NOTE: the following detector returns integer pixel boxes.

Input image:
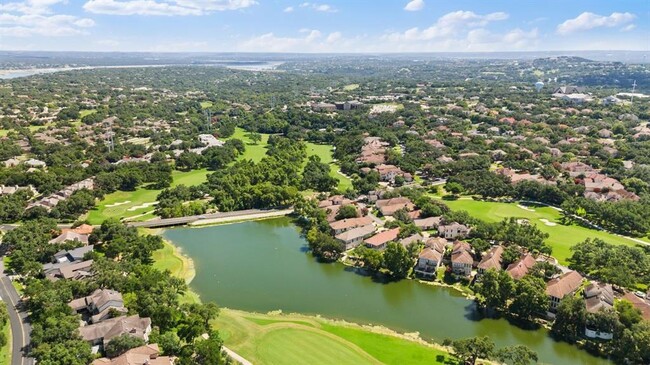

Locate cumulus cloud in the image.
[0,0,95,37]
[556,12,635,34]
[298,2,336,13]
[238,29,351,52]
[384,10,509,42]
[404,0,424,12]
[83,0,257,16]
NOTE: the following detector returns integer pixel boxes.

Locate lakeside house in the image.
[506,253,536,280]
[477,245,504,274]
[364,228,400,250]
[399,233,424,247]
[451,241,474,276]
[438,222,469,240]
[546,271,584,311]
[69,288,128,324]
[329,216,374,235]
[335,224,375,250]
[584,282,615,340]
[92,344,175,365]
[414,237,448,278]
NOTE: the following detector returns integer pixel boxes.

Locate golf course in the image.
[442,198,649,264]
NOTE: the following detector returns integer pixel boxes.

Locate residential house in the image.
[365,228,400,250]
[24,158,46,168]
[438,222,469,239]
[335,224,376,250]
[49,231,89,245]
[52,245,93,264]
[92,344,175,365]
[79,315,151,348]
[44,259,94,281]
[69,288,128,324]
[546,271,584,311]
[477,245,504,274]
[506,253,536,280]
[399,233,424,247]
[621,292,650,322]
[413,216,441,231]
[451,241,474,276]
[415,247,443,279]
[584,282,615,340]
[375,197,415,217]
[553,86,585,94]
[329,216,373,235]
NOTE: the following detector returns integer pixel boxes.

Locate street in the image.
[0,266,33,365]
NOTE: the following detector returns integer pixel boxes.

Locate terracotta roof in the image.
[365,228,400,247]
[425,237,448,252]
[506,253,536,280]
[414,216,441,229]
[452,250,474,265]
[335,224,375,242]
[49,231,89,245]
[376,197,412,208]
[621,292,650,321]
[419,247,442,262]
[92,344,175,365]
[478,245,504,271]
[546,271,584,299]
[329,216,373,231]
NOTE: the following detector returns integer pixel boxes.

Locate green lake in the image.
[163,218,611,365]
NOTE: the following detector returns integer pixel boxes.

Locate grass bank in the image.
[441,198,645,264]
[0,321,10,365]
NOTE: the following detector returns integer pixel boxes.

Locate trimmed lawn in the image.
[200,101,213,108]
[442,199,645,264]
[87,169,210,224]
[343,84,360,91]
[0,321,9,365]
[152,240,190,280]
[305,142,352,191]
[212,309,454,365]
[227,127,270,163]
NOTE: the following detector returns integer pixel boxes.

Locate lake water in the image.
[163,218,611,365]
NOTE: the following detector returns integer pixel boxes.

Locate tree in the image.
[501,246,521,267]
[509,276,549,321]
[302,155,338,192]
[31,340,94,365]
[473,269,515,312]
[615,300,642,328]
[335,205,358,220]
[383,242,412,279]
[306,227,345,261]
[551,296,586,343]
[247,132,262,145]
[191,330,228,365]
[496,345,539,365]
[105,334,146,357]
[611,321,650,365]
[451,336,495,365]
[445,182,463,195]
[354,246,383,273]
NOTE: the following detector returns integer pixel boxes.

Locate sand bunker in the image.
[517,204,535,212]
[105,200,131,208]
[127,202,158,211]
[540,218,557,226]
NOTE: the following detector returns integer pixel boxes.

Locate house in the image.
[329,216,373,235]
[438,222,469,239]
[477,245,504,274]
[415,247,443,279]
[546,271,584,310]
[52,245,93,264]
[375,197,414,217]
[335,224,376,250]
[24,158,46,168]
[49,231,89,245]
[561,161,596,177]
[44,259,94,281]
[197,134,224,147]
[399,233,424,247]
[553,86,585,94]
[3,158,19,167]
[584,282,614,314]
[364,228,400,250]
[621,292,650,322]
[413,216,441,230]
[506,253,536,280]
[312,102,337,112]
[69,289,128,324]
[451,241,473,276]
[79,315,151,348]
[92,344,175,365]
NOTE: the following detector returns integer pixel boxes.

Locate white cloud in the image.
[621,24,636,32]
[404,0,424,12]
[556,12,636,34]
[83,0,257,16]
[238,29,350,52]
[298,2,336,13]
[283,6,293,13]
[384,10,509,42]
[0,0,96,37]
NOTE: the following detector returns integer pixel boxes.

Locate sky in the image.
[0,0,648,53]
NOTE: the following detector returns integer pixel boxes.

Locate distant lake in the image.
[163,218,611,365]
[0,61,283,79]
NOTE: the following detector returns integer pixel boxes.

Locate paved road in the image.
[126,208,290,228]
[223,346,253,365]
[0,262,33,365]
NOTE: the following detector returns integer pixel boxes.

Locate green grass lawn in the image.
[79,109,96,118]
[305,142,352,191]
[87,169,210,224]
[441,199,645,264]
[343,84,360,91]
[200,101,213,108]
[212,309,454,365]
[227,127,270,163]
[0,321,9,365]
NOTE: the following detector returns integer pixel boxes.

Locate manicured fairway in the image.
[212,309,456,365]
[87,169,210,223]
[343,83,360,91]
[227,127,270,163]
[442,198,646,264]
[305,142,353,191]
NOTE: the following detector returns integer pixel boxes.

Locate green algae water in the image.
[163,218,611,365]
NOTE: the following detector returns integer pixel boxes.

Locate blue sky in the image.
[0,0,648,52]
